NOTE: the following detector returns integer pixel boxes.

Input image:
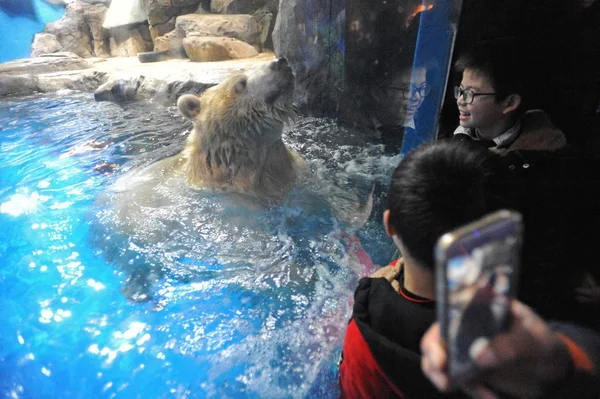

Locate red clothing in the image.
[339,261,467,399]
[340,259,600,398]
[340,320,405,399]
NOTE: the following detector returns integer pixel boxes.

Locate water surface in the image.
[0,93,398,398]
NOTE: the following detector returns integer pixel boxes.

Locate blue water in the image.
[0,93,398,398]
[0,0,65,63]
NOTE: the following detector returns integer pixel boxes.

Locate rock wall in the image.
[43,1,110,57]
[27,0,347,116]
[141,0,203,41]
[272,0,345,116]
[32,0,279,60]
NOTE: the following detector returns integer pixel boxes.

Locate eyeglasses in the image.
[454,86,497,104]
[379,84,431,99]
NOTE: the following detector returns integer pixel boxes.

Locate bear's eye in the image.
[234,78,247,93]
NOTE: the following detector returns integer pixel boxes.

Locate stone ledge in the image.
[0,51,276,103]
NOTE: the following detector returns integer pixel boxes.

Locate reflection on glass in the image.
[342,0,463,155]
[371,62,429,129]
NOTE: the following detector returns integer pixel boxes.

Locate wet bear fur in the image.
[175,57,305,202]
[98,59,306,302]
[108,58,305,207]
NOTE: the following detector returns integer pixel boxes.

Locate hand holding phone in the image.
[421,300,574,399]
[435,210,523,387]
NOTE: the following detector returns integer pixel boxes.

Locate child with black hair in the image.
[452,38,567,154]
[339,139,505,399]
[452,39,600,329]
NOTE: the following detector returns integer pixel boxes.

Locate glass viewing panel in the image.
[342,0,463,156]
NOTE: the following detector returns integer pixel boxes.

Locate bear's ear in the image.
[233,77,247,94]
[177,94,202,120]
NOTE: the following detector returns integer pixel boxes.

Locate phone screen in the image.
[436,210,523,385]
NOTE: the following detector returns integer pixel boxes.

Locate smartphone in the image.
[435,209,523,387]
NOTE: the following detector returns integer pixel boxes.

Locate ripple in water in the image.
[0,93,399,398]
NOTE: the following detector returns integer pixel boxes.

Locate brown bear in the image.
[118,58,306,205]
[179,58,305,199]
[96,58,307,302]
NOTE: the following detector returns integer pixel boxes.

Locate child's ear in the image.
[383,210,396,237]
[502,94,522,114]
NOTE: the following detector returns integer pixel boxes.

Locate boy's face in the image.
[372,67,428,125]
[457,69,508,138]
[405,67,427,119]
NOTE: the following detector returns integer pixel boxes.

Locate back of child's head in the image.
[387,139,502,269]
[455,38,530,106]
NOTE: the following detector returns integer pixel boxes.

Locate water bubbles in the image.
[39,308,54,323]
[100,347,118,364]
[119,321,146,340]
[49,201,74,210]
[87,279,105,290]
[118,343,134,352]
[16,354,34,367]
[0,190,49,217]
[8,385,25,399]
[88,344,100,355]
[137,333,151,346]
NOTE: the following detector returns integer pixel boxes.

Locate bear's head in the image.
[176,59,303,200]
[177,58,295,139]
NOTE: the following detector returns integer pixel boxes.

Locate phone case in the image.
[435,209,523,386]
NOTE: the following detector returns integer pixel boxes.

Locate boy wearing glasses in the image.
[452,40,566,154]
[453,40,600,333]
